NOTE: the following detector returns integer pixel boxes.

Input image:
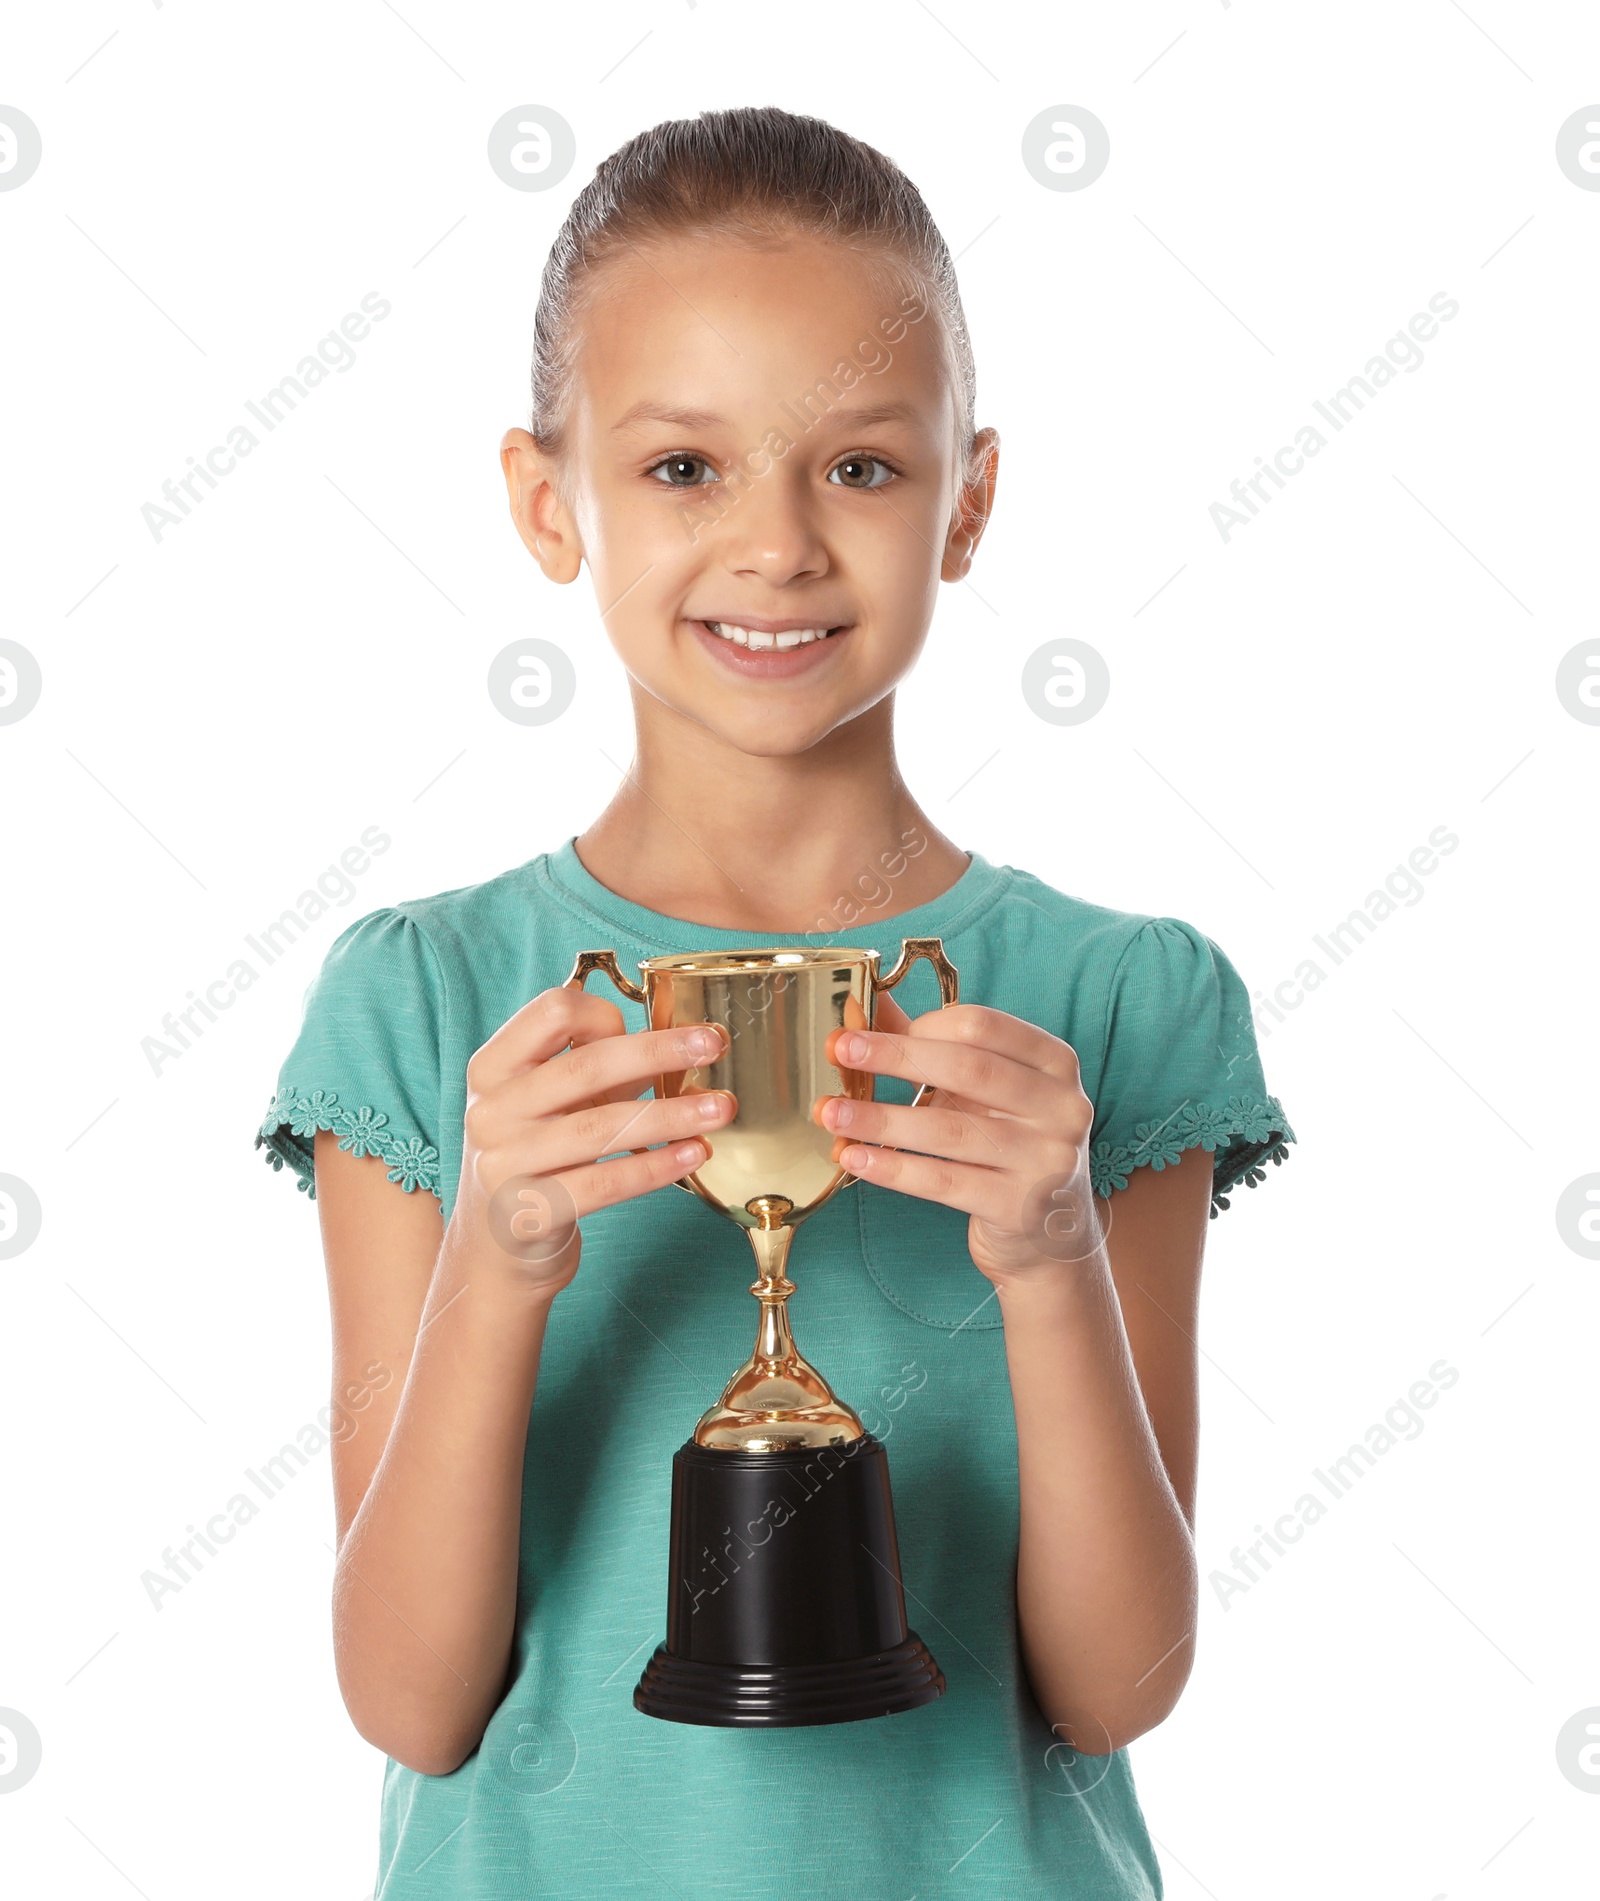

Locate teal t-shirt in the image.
[256,841,1294,1900]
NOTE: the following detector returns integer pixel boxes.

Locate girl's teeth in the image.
[706,622,833,649]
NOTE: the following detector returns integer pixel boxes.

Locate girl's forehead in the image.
[569,232,953,430]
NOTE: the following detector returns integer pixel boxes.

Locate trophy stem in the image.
[746,1202,797,1366]
[692,1196,864,1451]
[753,1291,795,1364]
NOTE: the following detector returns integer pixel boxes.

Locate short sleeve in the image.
[1088,918,1295,1218]
[254,908,448,1202]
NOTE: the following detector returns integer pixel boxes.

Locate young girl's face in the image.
[507,231,996,760]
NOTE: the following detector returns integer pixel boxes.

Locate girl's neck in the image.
[574,692,969,933]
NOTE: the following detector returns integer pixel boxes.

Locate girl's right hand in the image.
[444,984,733,1298]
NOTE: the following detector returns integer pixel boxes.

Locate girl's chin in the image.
[643,689,870,760]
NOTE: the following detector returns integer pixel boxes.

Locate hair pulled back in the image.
[529,105,976,457]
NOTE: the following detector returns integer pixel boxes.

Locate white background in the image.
[3,4,1597,1897]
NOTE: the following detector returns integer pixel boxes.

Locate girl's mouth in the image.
[691,618,850,676]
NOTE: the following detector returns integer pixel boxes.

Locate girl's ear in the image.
[500,428,584,583]
[941,426,1000,583]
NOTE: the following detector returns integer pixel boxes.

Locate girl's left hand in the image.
[816,992,1103,1286]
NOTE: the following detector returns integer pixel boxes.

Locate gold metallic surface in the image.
[565,947,646,1004]
[564,941,960,1451]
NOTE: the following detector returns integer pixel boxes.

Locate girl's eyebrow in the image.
[813,399,922,432]
[612,401,725,433]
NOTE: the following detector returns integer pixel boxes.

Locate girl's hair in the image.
[530,105,977,463]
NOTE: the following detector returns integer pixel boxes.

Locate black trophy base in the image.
[634,1433,945,1729]
[635,1634,944,1728]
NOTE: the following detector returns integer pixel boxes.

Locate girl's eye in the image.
[828,456,895,490]
[649,454,719,487]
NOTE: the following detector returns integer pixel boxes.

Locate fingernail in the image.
[683,1028,720,1058]
[836,1032,867,1065]
[841,1145,870,1170]
[674,1140,706,1165]
[828,1098,856,1130]
[696,1092,728,1120]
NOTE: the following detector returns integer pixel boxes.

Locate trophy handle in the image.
[563,948,703,1193]
[564,947,646,1004]
[562,950,703,1201]
[873,936,960,1108]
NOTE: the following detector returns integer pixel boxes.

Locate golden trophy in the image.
[565,939,958,1727]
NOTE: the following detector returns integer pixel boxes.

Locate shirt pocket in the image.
[853,1179,1004,1332]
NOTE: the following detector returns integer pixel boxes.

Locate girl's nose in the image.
[719,475,830,586]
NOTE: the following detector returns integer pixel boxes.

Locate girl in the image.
[258,107,1293,1900]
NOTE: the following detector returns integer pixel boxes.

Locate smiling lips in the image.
[691,617,850,677]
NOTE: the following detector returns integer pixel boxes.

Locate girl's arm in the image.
[315,1140,548,1776]
[314,989,734,1776]
[998,1148,1207,1754]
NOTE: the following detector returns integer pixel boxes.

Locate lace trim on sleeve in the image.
[255,1085,442,1203]
[1089,1094,1295,1220]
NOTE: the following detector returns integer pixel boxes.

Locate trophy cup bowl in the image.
[566,938,957,1727]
